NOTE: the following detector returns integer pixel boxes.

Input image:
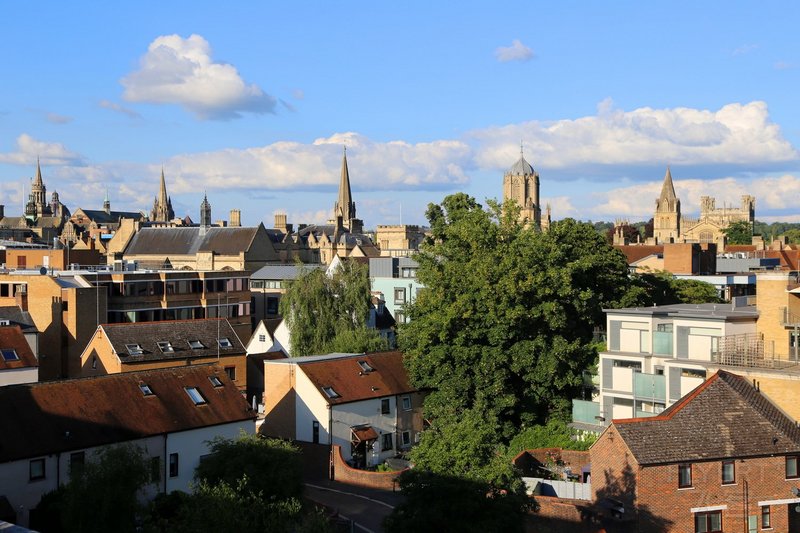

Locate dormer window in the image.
[185,387,207,405]
[209,376,224,388]
[218,338,233,348]
[188,340,205,350]
[357,360,374,373]
[126,344,143,355]
[157,341,174,353]
[322,386,340,399]
[1,349,19,361]
[139,383,154,396]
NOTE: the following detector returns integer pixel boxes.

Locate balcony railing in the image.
[633,373,666,401]
[710,332,797,369]
[783,307,800,327]
[572,399,601,425]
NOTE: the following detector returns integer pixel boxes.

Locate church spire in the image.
[334,146,356,223]
[34,157,43,186]
[158,166,168,205]
[658,166,677,202]
[151,167,175,222]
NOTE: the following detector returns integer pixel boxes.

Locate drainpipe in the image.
[163,433,168,494]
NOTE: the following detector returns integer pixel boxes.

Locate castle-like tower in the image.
[330,148,363,233]
[25,158,53,219]
[503,145,541,227]
[150,168,175,222]
[200,192,211,228]
[653,167,681,244]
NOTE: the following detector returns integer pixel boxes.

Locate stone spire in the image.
[654,166,681,244]
[103,189,111,214]
[333,147,356,224]
[26,157,51,219]
[658,166,678,204]
[200,191,211,228]
[150,167,175,222]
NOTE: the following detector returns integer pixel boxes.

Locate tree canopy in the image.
[723,220,753,245]
[620,270,721,307]
[279,261,388,356]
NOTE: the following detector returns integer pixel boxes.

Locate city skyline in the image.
[2,2,799,228]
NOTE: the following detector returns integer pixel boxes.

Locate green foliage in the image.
[723,220,753,245]
[279,261,375,356]
[323,327,390,354]
[194,433,303,501]
[619,270,721,307]
[782,229,800,244]
[401,194,631,436]
[753,220,800,242]
[37,444,153,533]
[506,420,596,459]
[384,469,533,533]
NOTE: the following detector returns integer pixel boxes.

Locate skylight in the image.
[322,386,340,399]
[357,360,374,373]
[185,387,207,405]
[157,341,174,353]
[125,344,143,355]
[218,338,233,348]
[188,340,205,350]
[1,349,19,361]
[209,376,224,388]
[139,383,154,396]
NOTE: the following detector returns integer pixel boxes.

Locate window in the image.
[402,396,412,411]
[185,387,207,405]
[218,338,233,348]
[188,340,205,350]
[395,312,405,324]
[30,458,45,481]
[91,355,97,369]
[157,341,174,353]
[721,460,735,484]
[381,398,390,415]
[761,505,771,529]
[382,433,393,451]
[394,288,406,304]
[69,451,85,475]
[679,463,692,488]
[1,349,19,361]
[322,386,340,399]
[139,383,154,396]
[358,360,374,373]
[258,334,266,342]
[125,343,143,355]
[787,456,799,479]
[224,366,236,381]
[694,510,722,532]
[169,453,179,478]
[402,431,411,446]
[209,375,224,387]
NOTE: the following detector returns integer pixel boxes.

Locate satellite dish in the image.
[39,267,47,275]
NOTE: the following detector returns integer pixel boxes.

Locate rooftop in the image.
[605,302,758,321]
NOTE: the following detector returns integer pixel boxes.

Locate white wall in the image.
[273,321,291,356]
[294,369,330,444]
[245,321,275,355]
[332,397,399,467]
[0,367,38,386]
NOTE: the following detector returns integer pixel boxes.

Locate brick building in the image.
[591,370,800,532]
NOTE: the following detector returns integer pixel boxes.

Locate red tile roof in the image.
[614,245,664,265]
[0,325,37,370]
[0,364,253,463]
[297,351,415,405]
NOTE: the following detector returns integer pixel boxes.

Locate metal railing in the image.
[710,332,793,369]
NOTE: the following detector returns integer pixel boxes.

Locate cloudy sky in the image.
[1,2,799,227]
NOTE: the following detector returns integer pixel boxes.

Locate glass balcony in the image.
[653,331,673,356]
[572,399,601,425]
[633,373,666,401]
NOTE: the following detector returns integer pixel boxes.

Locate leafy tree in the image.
[323,327,390,353]
[506,420,596,458]
[723,220,753,245]
[672,277,721,304]
[401,194,631,437]
[279,260,376,356]
[783,229,800,244]
[619,270,721,307]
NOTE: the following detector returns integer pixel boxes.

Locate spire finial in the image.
[520,141,523,157]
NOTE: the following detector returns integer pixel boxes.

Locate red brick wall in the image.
[526,496,602,533]
[330,444,407,490]
[590,425,640,515]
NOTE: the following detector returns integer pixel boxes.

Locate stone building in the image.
[502,146,550,229]
[150,168,176,223]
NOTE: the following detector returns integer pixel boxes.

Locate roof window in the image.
[126,344,144,355]
[139,383,154,396]
[322,386,340,399]
[218,338,233,348]
[357,360,374,373]
[1,349,19,361]
[157,341,174,353]
[209,375,224,388]
[188,340,205,350]
[185,387,207,405]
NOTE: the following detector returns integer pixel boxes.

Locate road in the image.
[304,482,398,533]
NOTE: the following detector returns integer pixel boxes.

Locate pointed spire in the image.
[334,146,355,222]
[659,166,677,201]
[159,166,168,204]
[34,157,43,185]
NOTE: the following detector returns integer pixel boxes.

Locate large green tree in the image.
[400,194,631,437]
[723,220,753,245]
[279,260,388,356]
[619,270,721,307]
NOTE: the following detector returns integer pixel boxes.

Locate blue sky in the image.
[1,2,799,228]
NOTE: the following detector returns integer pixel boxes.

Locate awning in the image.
[351,425,378,443]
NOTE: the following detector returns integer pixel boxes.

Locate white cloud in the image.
[164,132,473,193]
[471,100,798,171]
[495,39,535,63]
[121,34,275,120]
[0,134,83,165]
[99,99,142,119]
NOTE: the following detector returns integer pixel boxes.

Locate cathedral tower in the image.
[150,167,175,222]
[653,167,681,244]
[25,158,52,219]
[503,145,541,227]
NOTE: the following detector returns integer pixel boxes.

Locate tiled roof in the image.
[100,319,245,363]
[0,325,37,370]
[0,306,36,331]
[295,351,415,405]
[0,364,252,463]
[614,245,664,264]
[613,370,800,465]
[124,225,263,256]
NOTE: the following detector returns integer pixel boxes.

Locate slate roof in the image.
[0,325,37,370]
[251,264,324,281]
[99,319,245,364]
[291,351,415,405]
[77,209,145,224]
[0,306,36,332]
[124,225,264,256]
[0,364,252,463]
[613,370,800,465]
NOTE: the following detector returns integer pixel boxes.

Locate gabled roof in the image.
[612,370,800,465]
[291,351,414,405]
[124,225,266,256]
[0,364,252,463]
[75,209,145,224]
[0,306,36,332]
[0,325,37,370]
[98,319,245,363]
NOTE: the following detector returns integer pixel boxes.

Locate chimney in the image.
[0,204,5,219]
[274,213,288,232]
[229,209,241,227]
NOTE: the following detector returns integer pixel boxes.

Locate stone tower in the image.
[150,167,175,222]
[103,189,111,214]
[200,192,211,228]
[503,145,541,227]
[653,167,681,244]
[25,158,52,219]
[331,147,363,233]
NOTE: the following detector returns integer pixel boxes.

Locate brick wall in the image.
[526,496,603,533]
[330,444,406,490]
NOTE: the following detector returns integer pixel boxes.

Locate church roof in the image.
[507,150,535,175]
[76,209,145,224]
[124,225,265,256]
[658,167,678,201]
